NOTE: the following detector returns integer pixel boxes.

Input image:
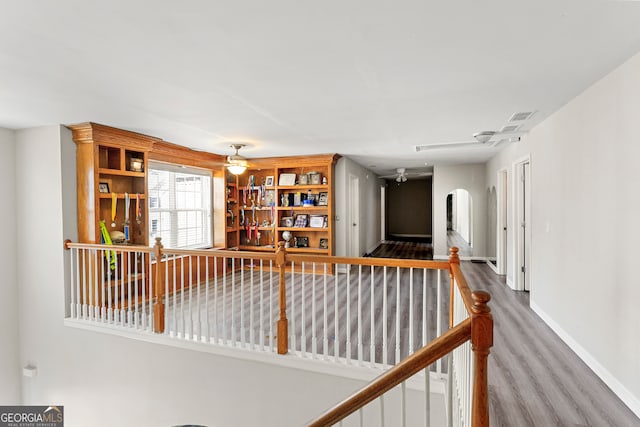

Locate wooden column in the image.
[448,246,460,328]
[470,290,493,427]
[276,241,289,355]
[153,237,165,333]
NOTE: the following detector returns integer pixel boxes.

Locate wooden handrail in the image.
[308,318,472,427]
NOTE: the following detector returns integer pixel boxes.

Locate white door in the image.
[347,174,360,257]
[517,161,531,291]
[497,169,508,275]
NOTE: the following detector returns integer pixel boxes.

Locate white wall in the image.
[486,51,640,416]
[17,127,417,426]
[0,127,20,403]
[334,157,384,256]
[433,164,487,258]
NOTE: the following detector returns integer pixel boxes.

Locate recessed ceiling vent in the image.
[508,111,535,122]
[500,124,520,133]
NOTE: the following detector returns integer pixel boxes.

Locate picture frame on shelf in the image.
[319,238,329,249]
[317,191,328,206]
[309,215,325,228]
[281,216,294,228]
[309,172,321,185]
[298,174,308,185]
[265,176,274,187]
[294,214,308,228]
[279,173,296,186]
[99,182,110,193]
[294,236,309,248]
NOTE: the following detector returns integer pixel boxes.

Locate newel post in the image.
[276,241,289,355]
[153,237,165,333]
[470,291,493,427]
[448,247,460,328]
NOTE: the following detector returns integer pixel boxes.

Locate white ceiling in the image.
[2,1,640,177]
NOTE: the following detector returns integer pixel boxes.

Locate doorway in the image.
[515,160,531,291]
[446,189,473,257]
[347,174,360,257]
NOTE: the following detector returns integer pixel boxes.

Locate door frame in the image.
[513,156,531,292]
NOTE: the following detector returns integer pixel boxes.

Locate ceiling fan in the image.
[380,167,432,182]
[414,130,521,152]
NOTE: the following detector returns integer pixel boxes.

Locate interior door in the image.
[519,161,531,291]
[348,174,360,257]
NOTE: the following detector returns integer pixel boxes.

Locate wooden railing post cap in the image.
[63,239,72,250]
[471,291,491,314]
[154,237,163,248]
[449,246,460,264]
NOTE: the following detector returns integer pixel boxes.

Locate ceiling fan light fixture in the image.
[226,144,248,175]
[473,131,496,144]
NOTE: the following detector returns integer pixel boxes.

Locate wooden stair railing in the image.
[307,318,473,427]
[307,247,493,427]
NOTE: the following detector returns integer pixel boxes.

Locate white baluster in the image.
[334,263,339,362]
[291,261,296,353]
[409,268,414,355]
[370,265,375,368]
[312,262,317,358]
[301,262,306,356]
[382,266,387,368]
[396,267,401,364]
[240,258,245,346]
[269,260,274,352]
[196,256,202,340]
[205,256,210,342]
[424,366,430,427]
[259,259,264,350]
[380,395,385,427]
[357,265,363,365]
[436,269,442,374]
[346,264,351,362]
[250,258,255,350]
[323,263,328,360]
[232,258,237,345]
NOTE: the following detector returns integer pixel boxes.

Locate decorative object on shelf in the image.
[99,182,110,193]
[294,236,309,248]
[294,214,308,228]
[129,157,144,172]
[226,144,248,175]
[308,172,321,185]
[317,191,328,206]
[309,215,325,228]
[319,238,329,249]
[265,175,274,187]
[109,230,126,244]
[279,173,296,186]
[135,193,142,224]
[281,216,294,227]
[322,176,327,185]
[123,192,131,241]
[282,230,292,248]
[111,192,117,227]
[298,173,308,185]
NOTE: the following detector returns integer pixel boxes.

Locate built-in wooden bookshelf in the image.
[237,154,340,256]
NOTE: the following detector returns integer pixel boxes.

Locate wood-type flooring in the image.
[380,240,640,427]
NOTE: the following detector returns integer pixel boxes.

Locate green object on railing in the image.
[99,220,116,270]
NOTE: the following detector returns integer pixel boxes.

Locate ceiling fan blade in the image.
[415,141,478,151]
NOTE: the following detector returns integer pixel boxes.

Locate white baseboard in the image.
[486,261,499,274]
[506,276,515,290]
[366,241,382,255]
[530,301,640,418]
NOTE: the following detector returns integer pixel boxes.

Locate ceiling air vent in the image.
[508,111,535,122]
[500,124,520,133]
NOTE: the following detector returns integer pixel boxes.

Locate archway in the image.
[446,189,473,256]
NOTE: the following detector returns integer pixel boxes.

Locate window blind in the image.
[148,161,212,249]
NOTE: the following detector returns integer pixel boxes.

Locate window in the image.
[148,162,212,249]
